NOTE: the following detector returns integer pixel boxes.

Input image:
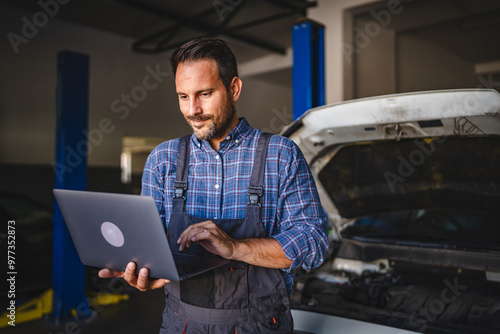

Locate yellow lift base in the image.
[0,289,53,328]
[0,289,129,328]
[87,292,130,306]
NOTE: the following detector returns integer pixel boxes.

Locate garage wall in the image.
[309,0,380,104]
[354,17,396,98]
[0,4,180,167]
[397,33,475,92]
[0,4,290,169]
[238,68,292,134]
[0,4,292,202]
[351,21,475,99]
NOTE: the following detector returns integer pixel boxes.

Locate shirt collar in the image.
[191,117,253,152]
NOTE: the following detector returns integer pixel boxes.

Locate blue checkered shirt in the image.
[141,118,329,292]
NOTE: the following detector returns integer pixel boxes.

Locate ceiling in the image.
[353,0,500,64]
[3,0,499,66]
[0,0,316,62]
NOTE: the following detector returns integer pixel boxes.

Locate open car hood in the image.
[283,89,500,230]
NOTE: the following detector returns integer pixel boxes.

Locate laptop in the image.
[53,189,230,281]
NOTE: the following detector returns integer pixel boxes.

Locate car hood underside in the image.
[317,136,500,219]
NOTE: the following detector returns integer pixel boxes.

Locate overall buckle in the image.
[247,186,262,206]
[173,181,187,199]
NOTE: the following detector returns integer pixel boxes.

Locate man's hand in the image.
[177,221,293,269]
[177,221,237,259]
[98,262,169,291]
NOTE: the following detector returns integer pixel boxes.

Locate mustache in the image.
[188,115,212,122]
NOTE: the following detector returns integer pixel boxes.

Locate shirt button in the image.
[235,139,239,143]
[226,136,230,140]
[214,217,217,220]
[215,184,220,189]
[215,155,220,160]
[197,143,201,148]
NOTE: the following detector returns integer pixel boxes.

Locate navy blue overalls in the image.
[160,133,293,333]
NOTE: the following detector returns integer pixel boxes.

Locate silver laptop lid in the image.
[53,189,181,281]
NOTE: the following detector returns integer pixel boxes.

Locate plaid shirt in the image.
[141,118,329,292]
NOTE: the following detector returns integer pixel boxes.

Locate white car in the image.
[286,89,500,334]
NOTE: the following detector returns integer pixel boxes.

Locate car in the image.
[285,89,500,334]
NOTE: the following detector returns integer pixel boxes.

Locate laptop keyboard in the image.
[176,263,205,276]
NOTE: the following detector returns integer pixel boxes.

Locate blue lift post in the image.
[52,50,91,323]
[292,19,326,120]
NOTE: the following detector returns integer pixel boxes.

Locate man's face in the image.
[175,59,238,141]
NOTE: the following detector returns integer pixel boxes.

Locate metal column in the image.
[292,19,325,120]
[52,50,90,323]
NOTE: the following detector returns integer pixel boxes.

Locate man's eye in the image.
[179,95,188,100]
[201,92,211,98]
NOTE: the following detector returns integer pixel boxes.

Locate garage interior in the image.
[1,0,500,333]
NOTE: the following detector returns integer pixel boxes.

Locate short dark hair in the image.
[170,37,238,91]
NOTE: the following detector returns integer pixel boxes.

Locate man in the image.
[99,38,328,333]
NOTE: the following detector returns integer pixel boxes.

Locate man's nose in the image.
[188,98,202,116]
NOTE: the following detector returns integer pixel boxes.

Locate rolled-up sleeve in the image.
[272,140,329,271]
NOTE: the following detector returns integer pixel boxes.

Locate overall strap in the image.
[173,135,191,213]
[246,132,273,222]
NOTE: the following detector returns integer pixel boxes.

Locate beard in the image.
[187,95,236,141]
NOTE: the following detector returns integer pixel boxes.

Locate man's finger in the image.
[123,262,137,284]
[178,221,214,240]
[98,268,112,278]
[191,226,211,241]
[98,268,123,278]
[151,279,170,289]
[137,268,150,290]
[179,226,210,250]
[178,228,198,250]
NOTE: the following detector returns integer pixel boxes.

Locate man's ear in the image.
[229,77,243,102]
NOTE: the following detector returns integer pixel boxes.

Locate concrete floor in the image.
[3,288,165,334]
